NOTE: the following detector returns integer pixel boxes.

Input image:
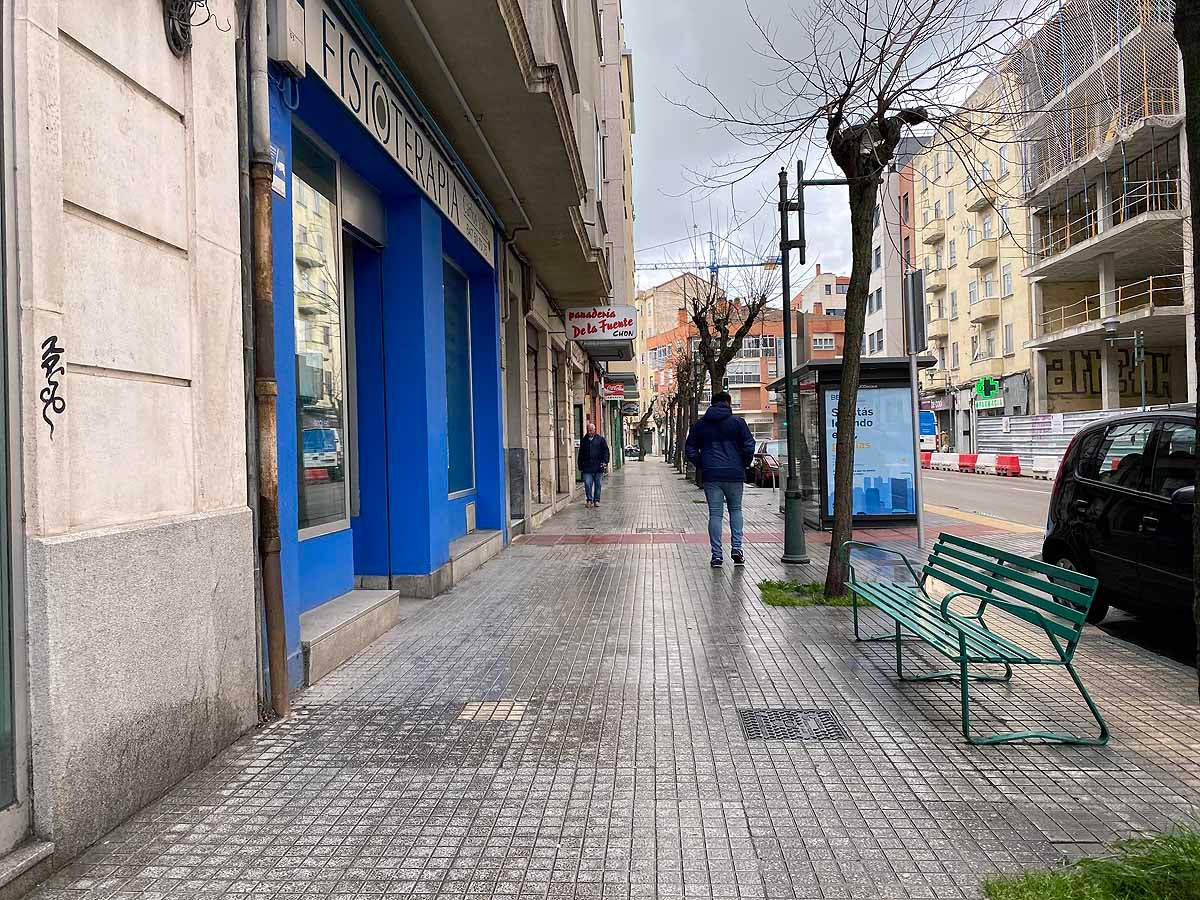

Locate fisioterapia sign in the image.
[566,306,637,341]
[305,0,493,263]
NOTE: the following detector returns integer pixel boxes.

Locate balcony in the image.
[294,239,326,269]
[970,355,1005,379]
[967,239,998,268]
[966,179,996,211]
[1028,179,1183,278]
[922,218,945,244]
[925,317,949,340]
[968,295,999,323]
[1033,273,1185,342]
[924,269,947,292]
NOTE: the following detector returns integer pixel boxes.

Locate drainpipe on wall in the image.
[248,0,289,718]
[234,1,269,718]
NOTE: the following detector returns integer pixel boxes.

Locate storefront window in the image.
[444,260,475,494]
[292,132,349,533]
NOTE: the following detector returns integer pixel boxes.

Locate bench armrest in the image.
[839,540,922,585]
[938,591,1064,651]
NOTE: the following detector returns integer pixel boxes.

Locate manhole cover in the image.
[459,700,529,722]
[737,708,850,741]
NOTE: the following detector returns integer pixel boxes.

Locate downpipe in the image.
[248,0,289,718]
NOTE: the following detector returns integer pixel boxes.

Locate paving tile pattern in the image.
[30,462,1200,899]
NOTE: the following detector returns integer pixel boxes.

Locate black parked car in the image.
[1043,406,1195,624]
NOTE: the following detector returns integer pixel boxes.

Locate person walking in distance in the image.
[577,421,610,508]
[685,391,755,567]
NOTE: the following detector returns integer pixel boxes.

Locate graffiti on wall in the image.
[1045,348,1176,404]
[39,336,66,439]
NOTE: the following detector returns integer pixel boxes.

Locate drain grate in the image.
[737,708,850,741]
[459,700,529,722]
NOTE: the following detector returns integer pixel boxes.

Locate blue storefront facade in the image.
[271,0,507,687]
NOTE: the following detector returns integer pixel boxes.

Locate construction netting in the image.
[1002,0,1181,190]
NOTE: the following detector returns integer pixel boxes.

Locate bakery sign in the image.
[305,0,493,264]
[566,306,637,341]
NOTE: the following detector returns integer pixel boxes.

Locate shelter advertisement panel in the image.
[823,386,916,517]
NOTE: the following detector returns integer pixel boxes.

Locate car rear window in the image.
[1078,421,1154,489]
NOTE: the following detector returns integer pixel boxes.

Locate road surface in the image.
[920,469,1053,529]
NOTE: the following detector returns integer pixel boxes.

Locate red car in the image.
[748,440,785,487]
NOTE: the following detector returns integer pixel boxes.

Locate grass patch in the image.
[984,831,1200,900]
[759,580,859,608]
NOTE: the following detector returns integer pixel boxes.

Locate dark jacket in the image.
[577,434,610,474]
[685,404,755,482]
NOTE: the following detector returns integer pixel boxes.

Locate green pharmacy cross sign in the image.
[974,377,1004,410]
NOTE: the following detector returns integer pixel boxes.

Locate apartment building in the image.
[866,136,927,357]
[916,76,1036,448]
[645,303,784,444]
[1006,0,1195,412]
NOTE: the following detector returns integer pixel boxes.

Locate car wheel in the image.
[1051,551,1109,624]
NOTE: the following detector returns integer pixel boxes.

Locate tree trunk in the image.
[824,175,881,598]
[1175,0,1200,698]
[709,360,728,395]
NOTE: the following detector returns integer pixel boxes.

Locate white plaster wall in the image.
[11,0,256,862]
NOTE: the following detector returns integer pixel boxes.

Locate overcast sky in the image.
[623,0,852,298]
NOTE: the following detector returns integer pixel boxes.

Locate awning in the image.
[581,340,635,363]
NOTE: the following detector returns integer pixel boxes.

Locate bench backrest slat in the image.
[923,533,1097,649]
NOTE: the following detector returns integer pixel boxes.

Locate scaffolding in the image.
[1003,0,1181,192]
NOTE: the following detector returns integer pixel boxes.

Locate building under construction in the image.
[1005,0,1195,412]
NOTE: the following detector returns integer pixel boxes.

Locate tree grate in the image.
[737,708,850,741]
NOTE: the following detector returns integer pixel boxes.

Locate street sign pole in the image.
[903,271,926,550]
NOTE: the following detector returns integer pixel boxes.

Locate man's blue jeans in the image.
[703,480,744,560]
[582,471,602,502]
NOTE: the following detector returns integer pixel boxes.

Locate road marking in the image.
[923,503,1044,534]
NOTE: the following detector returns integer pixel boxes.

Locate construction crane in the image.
[634,231,780,282]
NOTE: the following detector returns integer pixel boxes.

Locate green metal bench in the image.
[839,532,1109,746]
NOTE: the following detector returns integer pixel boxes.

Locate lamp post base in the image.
[781,488,810,565]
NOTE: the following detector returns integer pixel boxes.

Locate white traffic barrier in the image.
[973,453,999,475]
[930,452,957,471]
[1031,456,1062,480]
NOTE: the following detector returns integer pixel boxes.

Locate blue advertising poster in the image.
[824,386,916,516]
[919,411,936,436]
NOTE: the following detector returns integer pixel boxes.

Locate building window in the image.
[902,193,910,223]
[967,225,978,247]
[981,160,992,181]
[985,329,996,358]
[971,333,979,359]
[875,329,884,351]
[951,341,960,368]
[873,205,881,228]
[999,203,1011,234]
[824,283,832,295]
[947,189,955,217]
[922,166,929,191]
[968,281,978,304]
[934,199,942,219]
[836,283,849,294]
[903,236,911,265]
[1003,323,1014,355]
[935,247,944,269]
[999,145,1009,177]
[949,290,958,318]
[982,214,994,240]
[983,272,995,297]
[812,335,836,351]
[1002,263,1013,297]
[923,208,930,226]
[948,239,957,266]
[946,147,954,171]
[444,259,475,495]
[292,132,350,535]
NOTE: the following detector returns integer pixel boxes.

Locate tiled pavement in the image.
[31,462,1200,899]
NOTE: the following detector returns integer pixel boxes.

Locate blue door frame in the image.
[269,65,506,689]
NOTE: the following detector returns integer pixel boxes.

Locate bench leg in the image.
[960,660,1110,747]
[853,595,918,644]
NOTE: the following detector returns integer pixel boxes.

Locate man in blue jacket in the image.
[685,391,756,567]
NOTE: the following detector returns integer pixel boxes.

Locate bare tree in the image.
[1174,0,1200,695]
[685,0,1054,595]
[633,397,657,459]
[669,348,702,472]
